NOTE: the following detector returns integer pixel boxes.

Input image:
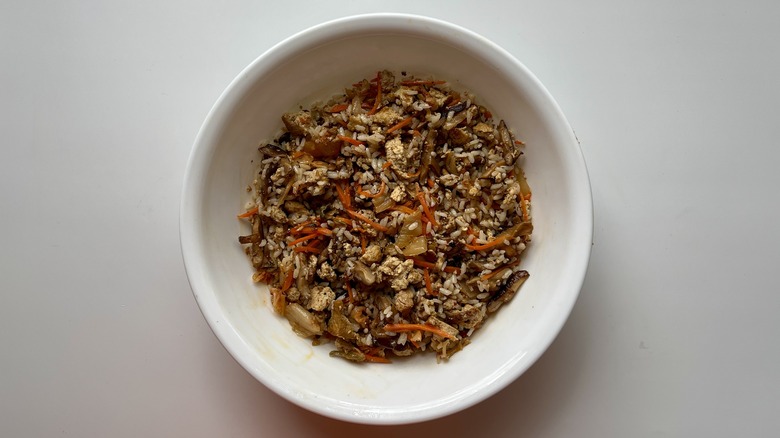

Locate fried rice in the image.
[238,71,532,363]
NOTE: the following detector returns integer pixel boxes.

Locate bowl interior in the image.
[182,15,592,424]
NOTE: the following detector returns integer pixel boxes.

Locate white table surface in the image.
[2,1,779,436]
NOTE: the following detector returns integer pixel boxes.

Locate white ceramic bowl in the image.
[181,13,592,424]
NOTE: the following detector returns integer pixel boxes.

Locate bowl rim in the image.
[180,12,593,424]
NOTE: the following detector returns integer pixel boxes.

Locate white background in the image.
[2,1,779,436]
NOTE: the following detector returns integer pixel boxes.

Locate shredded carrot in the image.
[412,129,422,137]
[346,210,390,233]
[345,281,354,303]
[290,226,316,236]
[363,353,391,364]
[423,268,436,296]
[427,177,435,188]
[281,269,294,292]
[383,323,456,341]
[410,258,461,275]
[410,340,420,349]
[443,265,461,274]
[481,268,508,281]
[355,180,386,198]
[293,245,323,254]
[382,161,393,171]
[386,116,413,134]
[368,71,382,115]
[411,258,435,270]
[514,139,525,146]
[396,167,421,179]
[390,205,416,215]
[270,289,285,315]
[342,182,352,210]
[294,226,332,237]
[333,216,353,227]
[314,227,333,236]
[287,233,319,247]
[517,190,532,220]
[289,218,317,234]
[337,135,364,146]
[400,80,447,86]
[334,181,352,210]
[329,103,349,113]
[368,346,387,356]
[360,233,366,255]
[237,206,258,218]
[465,233,511,251]
[416,191,439,227]
[374,180,388,197]
[519,195,529,222]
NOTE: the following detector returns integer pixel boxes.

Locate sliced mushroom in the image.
[238,234,261,244]
[448,127,471,146]
[485,267,513,291]
[444,104,478,131]
[459,280,479,299]
[444,151,459,174]
[415,130,433,183]
[242,216,267,269]
[259,143,288,158]
[445,101,467,113]
[487,270,529,313]
[497,120,522,165]
[283,200,309,215]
